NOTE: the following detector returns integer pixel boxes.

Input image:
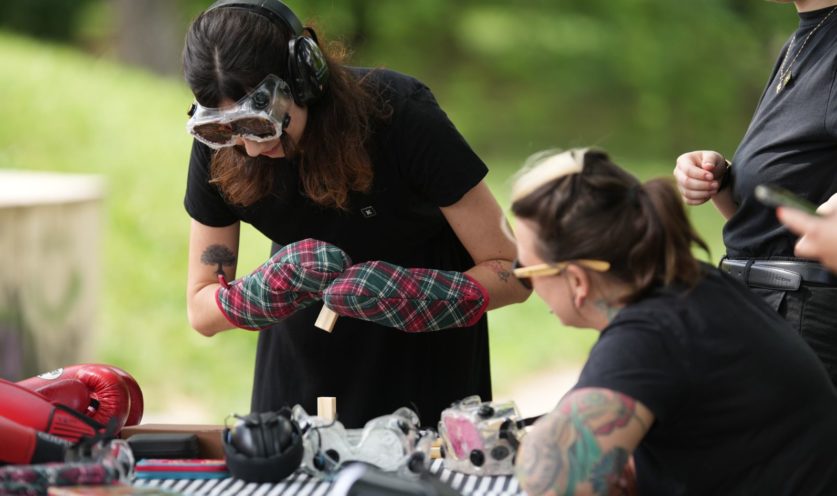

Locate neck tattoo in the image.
[594,299,621,324]
[776,6,837,94]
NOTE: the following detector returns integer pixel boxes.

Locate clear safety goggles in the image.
[438,395,528,476]
[292,404,434,479]
[186,74,293,149]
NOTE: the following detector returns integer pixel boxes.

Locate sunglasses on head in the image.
[512,258,610,290]
[186,74,293,149]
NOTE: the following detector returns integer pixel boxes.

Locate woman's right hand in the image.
[673,150,728,205]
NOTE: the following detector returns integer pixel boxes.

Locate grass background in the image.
[0,31,726,421]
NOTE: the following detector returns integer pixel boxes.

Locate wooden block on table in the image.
[431,437,443,459]
[317,396,337,422]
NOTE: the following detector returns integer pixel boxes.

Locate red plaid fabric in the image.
[322,261,489,333]
[216,239,352,330]
[0,461,121,495]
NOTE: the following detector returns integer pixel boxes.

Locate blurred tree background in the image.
[0,0,798,421]
[0,0,794,159]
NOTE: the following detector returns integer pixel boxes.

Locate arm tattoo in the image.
[590,449,630,494]
[201,244,236,275]
[487,260,512,283]
[517,389,643,496]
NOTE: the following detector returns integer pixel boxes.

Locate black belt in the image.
[720,259,837,291]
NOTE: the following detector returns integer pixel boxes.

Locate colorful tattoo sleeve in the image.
[515,388,648,496]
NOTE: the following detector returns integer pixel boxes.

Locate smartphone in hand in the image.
[755,184,819,215]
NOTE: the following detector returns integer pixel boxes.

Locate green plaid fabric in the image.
[322,260,489,332]
[216,239,352,330]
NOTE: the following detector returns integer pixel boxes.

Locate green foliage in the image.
[0,0,96,41]
[296,0,795,161]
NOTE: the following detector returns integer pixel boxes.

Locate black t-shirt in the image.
[725,7,837,259]
[184,68,491,428]
[575,266,837,495]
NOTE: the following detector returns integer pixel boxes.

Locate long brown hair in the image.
[182,8,388,209]
[511,148,710,302]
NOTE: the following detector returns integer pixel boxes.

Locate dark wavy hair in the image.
[182,8,388,209]
[511,148,710,303]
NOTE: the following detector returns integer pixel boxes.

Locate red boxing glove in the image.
[17,364,133,431]
[0,378,101,442]
[0,416,68,465]
[105,365,144,426]
[15,377,91,413]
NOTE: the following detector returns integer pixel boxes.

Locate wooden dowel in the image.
[315,305,338,332]
[430,437,443,459]
[317,396,337,422]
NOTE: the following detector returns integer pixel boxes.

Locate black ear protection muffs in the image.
[222,409,304,483]
[205,0,330,106]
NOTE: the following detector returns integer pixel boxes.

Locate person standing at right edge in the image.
[674,0,837,385]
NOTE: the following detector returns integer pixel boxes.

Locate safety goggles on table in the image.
[186,74,293,149]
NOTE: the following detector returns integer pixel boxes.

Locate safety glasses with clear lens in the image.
[512,258,610,289]
[186,74,293,149]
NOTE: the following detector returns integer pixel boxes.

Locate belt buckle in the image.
[754,265,801,291]
[757,260,837,286]
[721,259,801,291]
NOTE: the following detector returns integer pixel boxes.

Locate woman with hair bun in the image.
[510,148,837,495]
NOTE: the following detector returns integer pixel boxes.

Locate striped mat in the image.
[134,459,524,495]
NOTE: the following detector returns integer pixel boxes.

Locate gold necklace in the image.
[776,5,837,94]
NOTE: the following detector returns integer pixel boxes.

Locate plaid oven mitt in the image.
[322,260,489,333]
[217,239,352,330]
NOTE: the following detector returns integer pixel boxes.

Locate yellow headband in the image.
[511,148,588,202]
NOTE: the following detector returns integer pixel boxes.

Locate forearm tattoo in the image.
[516,389,642,496]
[487,260,512,283]
[201,244,236,275]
